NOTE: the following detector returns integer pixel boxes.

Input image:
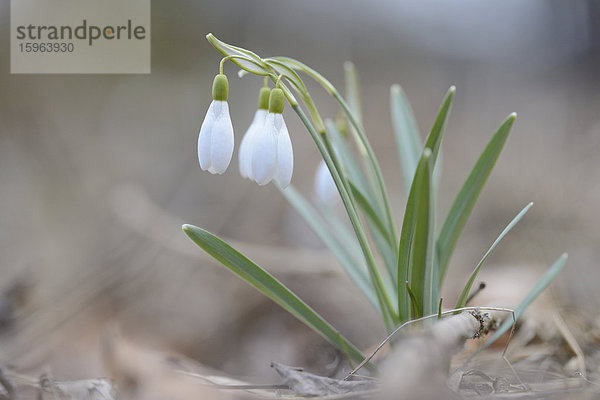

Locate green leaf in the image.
[349,181,391,247]
[275,56,398,251]
[326,120,378,209]
[398,148,434,319]
[268,56,336,94]
[206,36,299,106]
[390,84,422,193]
[206,33,268,76]
[182,224,368,365]
[479,253,568,351]
[424,86,455,167]
[278,186,378,310]
[293,105,397,330]
[344,62,363,125]
[395,88,454,321]
[412,150,436,317]
[436,113,516,287]
[455,202,533,309]
[325,120,397,286]
[344,62,367,156]
[264,59,308,97]
[326,120,396,286]
[340,65,386,220]
[367,220,398,290]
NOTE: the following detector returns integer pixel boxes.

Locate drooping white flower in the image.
[314,159,340,206]
[198,74,234,174]
[239,87,270,180]
[251,88,294,188]
[238,109,266,179]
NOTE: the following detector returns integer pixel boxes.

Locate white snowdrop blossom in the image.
[252,112,293,187]
[251,88,294,188]
[198,74,234,174]
[238,109,267,179]
[314,159,340,206]
[198,100,234,174]
[239,87,270,180]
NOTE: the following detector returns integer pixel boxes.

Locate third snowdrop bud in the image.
[252,88,294,188]
[239,87,270,180]
[197,74,235,174]
[314,159,340,207]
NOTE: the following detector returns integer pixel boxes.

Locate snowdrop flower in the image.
[198,74,234,174]
[314,159,340,206]
[251,88,294,188]
[238,87,270,180]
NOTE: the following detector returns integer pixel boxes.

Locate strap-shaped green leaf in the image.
[409,149,435,318]
[182,224,368,365]
[398,148,433,319]
[344,62,363,126]
[344,61,367,157]
[424,86,455,167]
[349,181,391,247]
[268,56,336,94]
[396,89,454,320]
[326,121,395,283]
[327,120,378,210]
[349,181,397,286]
[390,84,422,193]
[455,202,533,309]
[207,33,267,75]
[437,113,516,287]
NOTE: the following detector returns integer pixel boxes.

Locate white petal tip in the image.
[207,166,226,174]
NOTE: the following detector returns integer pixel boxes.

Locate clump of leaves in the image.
[183,34,566,366]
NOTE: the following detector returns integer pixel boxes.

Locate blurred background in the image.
[1,0,600,397]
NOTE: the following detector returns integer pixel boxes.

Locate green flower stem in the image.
[332,90,398,249]
[320,132,396,315]
[219,55,300,107]
[214,46,398,326]
[271,58,397,251]
[219,55,263,75]
[266,59,327,136]
[296,91,398,296]
[274,61,398,324]
[292,103,398,330]
[299,93,326,136]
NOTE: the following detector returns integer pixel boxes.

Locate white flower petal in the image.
[210,106,234,174]
[239,109,267,179]
[274,115,293,188]
[197,100,234,175]
[238,134,252,179]
[198,102,216,171]
[314,159,339,206]
[252,113,278,185]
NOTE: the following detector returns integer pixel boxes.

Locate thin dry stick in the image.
[501,354,529,391]
[344,306,516,380]
[173,369,287,391]
[175,369,380,400]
